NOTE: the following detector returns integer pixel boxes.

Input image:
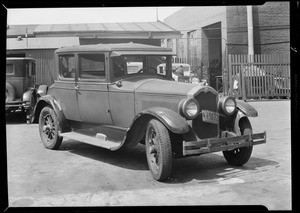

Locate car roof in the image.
[55,43,174,55]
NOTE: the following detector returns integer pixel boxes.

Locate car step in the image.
[60,132,121,150]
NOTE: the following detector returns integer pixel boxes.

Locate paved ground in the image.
[5,100,291,209]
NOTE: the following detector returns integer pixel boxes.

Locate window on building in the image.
[79,54,106,80]
[188,30,197,59]
[167,39,173,49]
[177,34,185,58]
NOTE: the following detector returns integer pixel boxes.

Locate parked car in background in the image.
[157,63,191,83]
[33,43,266,181]
[6,57,48,123]
[236,65,290,97]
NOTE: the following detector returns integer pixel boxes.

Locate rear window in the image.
[6,64,14,75]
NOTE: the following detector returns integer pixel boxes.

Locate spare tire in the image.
[6,83,16,102]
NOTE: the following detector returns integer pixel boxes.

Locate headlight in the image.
[218,96,236,115]
[178,98,199,120]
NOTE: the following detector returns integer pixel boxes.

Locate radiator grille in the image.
[192,91,219,139]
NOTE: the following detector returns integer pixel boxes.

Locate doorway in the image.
[202,22,222,90]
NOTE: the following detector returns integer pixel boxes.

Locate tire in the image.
[145,119,173,181]
[6,83,16,102]
[39,106,63,150]
[223,118,253,166]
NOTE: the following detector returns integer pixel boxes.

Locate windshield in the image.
[111,55,172,81]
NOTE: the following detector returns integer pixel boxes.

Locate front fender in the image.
[236,99,258,117]
[36,85,48,98]
[117,107,189,150]
[233,110,249,135]
[33,95,70,132]
[22,88,36,103]
[140,107,190,134]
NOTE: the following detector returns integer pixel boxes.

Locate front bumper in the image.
[6,101,30,110]
[183,131,266,156]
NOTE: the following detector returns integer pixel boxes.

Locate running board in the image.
[60,132,122,150]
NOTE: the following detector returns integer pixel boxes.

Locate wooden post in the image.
[241,65,247,100]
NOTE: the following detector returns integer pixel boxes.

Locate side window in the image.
[6,64,14,75]
[59,55,76,79]
[79,54,105,80]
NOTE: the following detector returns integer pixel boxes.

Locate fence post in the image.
[241,65,247,100]
[228,54,233,96]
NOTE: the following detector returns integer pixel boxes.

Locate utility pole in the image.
[247,5,254,59]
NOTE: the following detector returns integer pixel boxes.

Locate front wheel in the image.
[39,106,63,150]
[145,119,172,181]
[223,118,253,166]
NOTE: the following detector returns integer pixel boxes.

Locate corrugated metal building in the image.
[7,21,180,86]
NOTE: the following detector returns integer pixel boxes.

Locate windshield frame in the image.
[109,54,173,82]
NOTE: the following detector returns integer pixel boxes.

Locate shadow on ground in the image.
[169,154,279,184]
[60,139,278,183]
[6,112,27,124]
[60,139,148,171]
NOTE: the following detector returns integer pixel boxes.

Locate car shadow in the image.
[60,139,278,183]
[168,154,279,184]
[5,112,27,124]
[60,139,148,171]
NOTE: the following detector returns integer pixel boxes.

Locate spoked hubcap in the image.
[233,148,241,154]
[42,114,56,142]
[147,128,160,173]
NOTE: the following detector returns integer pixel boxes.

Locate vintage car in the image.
[32,43,266,181]
[6,57,48,123]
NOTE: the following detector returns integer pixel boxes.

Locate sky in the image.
[6,7,183,25]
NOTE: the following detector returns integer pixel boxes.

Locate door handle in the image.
[74,85,79,90]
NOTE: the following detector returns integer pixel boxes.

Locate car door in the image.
[53,54,81,121]
[76,52,113,125]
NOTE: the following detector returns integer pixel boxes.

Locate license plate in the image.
[202,110,219,124]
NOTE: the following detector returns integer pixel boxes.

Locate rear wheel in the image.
[223,118,253,166]
[145,119,172,181]
[39,106,63,150]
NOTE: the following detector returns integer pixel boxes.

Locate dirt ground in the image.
[5,100,291,209]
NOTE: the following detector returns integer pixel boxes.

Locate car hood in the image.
[133,78,198,96]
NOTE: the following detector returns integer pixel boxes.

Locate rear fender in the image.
[33,95,70,132]
[120,107,189,149]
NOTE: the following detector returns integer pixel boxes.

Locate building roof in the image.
[7,37,80,50]
[7,21,180,38]
[55,43,174,55]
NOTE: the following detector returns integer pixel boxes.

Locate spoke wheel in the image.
[145,119,172,181]
[39,106,62,150]
[223,118,253,166]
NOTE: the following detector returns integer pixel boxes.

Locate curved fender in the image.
[36,85,48,98]
[236,99,258,117]
[33,95,70,133]
[140,107,190,134]
[233,110,250,135]
[115,107,189,151]
[22,88,36,103]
